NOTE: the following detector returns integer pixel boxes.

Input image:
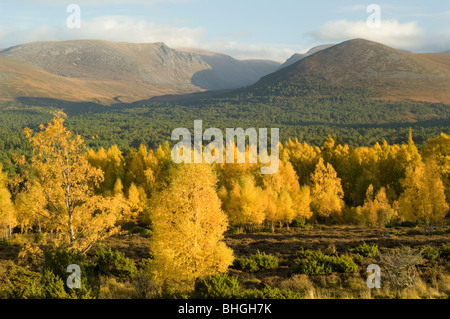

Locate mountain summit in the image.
[256,38,450,103]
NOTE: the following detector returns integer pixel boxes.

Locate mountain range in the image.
[0,40,279,104]
[0,38,449,105]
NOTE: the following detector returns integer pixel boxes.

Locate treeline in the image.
[67,90,449,149]
[83,128,449,231]
[1,116,448,242]
[1,80,449,163]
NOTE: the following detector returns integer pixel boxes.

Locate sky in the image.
[0,0,449,62]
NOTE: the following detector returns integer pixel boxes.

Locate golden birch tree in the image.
[0,165,15,239]
[223,174,265,230]
[361,185,395,227]
[262,161,312,230]
[22,117,122,253]
[149,162,234,291]
[398,160,448,233]
[311,158,344,220]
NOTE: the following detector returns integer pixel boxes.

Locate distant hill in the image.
[256,38,450,103]
[0,40,279,104]
[0,40,211,104]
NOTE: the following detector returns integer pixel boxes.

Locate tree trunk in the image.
[8,211,12,237]
[68,215,75,244]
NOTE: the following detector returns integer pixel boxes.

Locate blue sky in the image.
[0,0,449,61]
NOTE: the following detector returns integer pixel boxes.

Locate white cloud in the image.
[0,15,294,61]
[193,40,295,62]
[79,16,205,48]
[77,17,295,61]
[308,19,425,51]
[0,15,205,48]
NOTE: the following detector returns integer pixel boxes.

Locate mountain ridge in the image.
[0,40,280,103]
[0,40,211,103]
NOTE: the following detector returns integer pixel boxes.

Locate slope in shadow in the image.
[16,97,111,115]
[190,53,280,90]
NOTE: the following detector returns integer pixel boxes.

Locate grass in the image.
[224,224,450,299]
[1,223,449,299]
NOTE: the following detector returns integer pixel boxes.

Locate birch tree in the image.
[22,116,122,253]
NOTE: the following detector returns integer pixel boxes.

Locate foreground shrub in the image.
[232,250,279,272]
[193,274,241,299]
[40,269,71,299]
[128,226,152,236]
[440,244,450,260]
[42,247,100,298]
[291,249,358,275]
[0,261,41,299]
[0,258,96,299]
[331,255,360,273]
[290,218,307,228]
[351,253,365,265]
[421,246,441,260]
[291,252,333,275]
[94,246,137,281]
[386,220,417,228]
[349,242,379,258]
